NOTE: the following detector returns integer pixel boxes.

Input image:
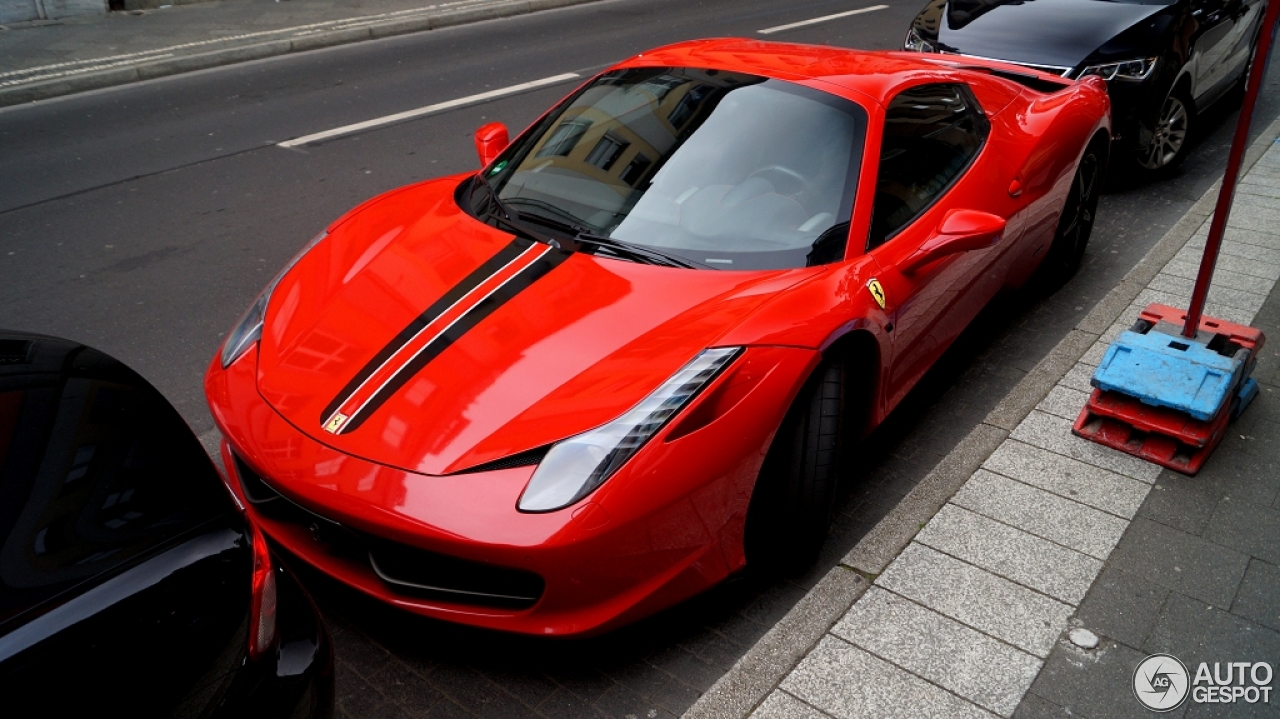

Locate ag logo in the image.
[1135,654,1190,711]
[866,278,887,310]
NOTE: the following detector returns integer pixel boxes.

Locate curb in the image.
[683,114,1280,719]
[0,0,601,108]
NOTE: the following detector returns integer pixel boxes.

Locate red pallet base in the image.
[1071,303,1266,475]
[1073,390,1231,474]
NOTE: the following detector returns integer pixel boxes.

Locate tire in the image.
[1040,139,1105,285]
[744,359,846,573]
[1135,86,1193,173]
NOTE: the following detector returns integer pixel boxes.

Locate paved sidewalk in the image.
[0,0,597,105]
[688,129,1280,718]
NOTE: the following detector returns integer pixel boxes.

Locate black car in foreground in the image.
[905,0,1267,172]
[0,332,332,718]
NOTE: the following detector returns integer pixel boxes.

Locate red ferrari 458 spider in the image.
[205,39,1110,636]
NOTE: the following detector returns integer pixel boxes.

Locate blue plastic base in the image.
[1092,329,1245,422]
[1233,378,1260,421]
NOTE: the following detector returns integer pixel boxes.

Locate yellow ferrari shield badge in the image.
[323,413,349,434]
[867,278,887,310]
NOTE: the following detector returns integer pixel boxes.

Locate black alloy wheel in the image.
[1041,140,1104,284]
[1137,88,1192,172]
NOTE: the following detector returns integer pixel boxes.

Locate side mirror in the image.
[474,122,509,168]
[900,209,1006,274]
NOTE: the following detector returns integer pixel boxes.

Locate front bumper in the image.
[205,343,818,636]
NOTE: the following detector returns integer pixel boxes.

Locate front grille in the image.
[233,454,544,609]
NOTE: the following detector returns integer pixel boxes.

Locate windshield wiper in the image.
[570,232,708,270]
[471,175,708,270]
[471,173,565,249]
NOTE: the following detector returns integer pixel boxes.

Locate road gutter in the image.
[0,0,602,108]
[683,114,1280,719]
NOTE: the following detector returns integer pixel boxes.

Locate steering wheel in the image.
[747,165,809,197]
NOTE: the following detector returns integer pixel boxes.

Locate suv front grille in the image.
[233,454,544,609]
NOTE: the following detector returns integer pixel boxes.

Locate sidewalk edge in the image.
[0,0,601,108]
[682,114,1280,719]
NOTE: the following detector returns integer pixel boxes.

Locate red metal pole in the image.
[1184,0,1280,338]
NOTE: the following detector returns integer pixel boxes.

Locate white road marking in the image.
[757,4,889,35]
[277,72,580,148]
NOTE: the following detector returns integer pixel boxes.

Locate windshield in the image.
[476,67,868,270]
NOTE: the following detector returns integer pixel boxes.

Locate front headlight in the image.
[219,231,328,368]
[904,26,936,53]
[1078,57,1158,82]
[517,347,742,513]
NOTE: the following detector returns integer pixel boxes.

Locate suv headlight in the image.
[220,231,328,368]
[1078,57,1158,82]
[517,347,741,512]
[904,26,936,53]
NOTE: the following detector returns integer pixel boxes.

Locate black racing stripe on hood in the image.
[336,247,571,434]
[320,237,534,425]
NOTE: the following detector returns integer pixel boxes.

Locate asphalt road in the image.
[2,1,1278,717]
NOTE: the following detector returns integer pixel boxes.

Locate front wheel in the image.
[744,360,845,573]
[1135,87,1193,173]
[1040,139,1104,285]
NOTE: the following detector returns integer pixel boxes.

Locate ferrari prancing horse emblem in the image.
[324,413,349,434]
[867,278,887,310]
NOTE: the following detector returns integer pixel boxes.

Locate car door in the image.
[1189,0,1239,98]
[865,83,1012,412]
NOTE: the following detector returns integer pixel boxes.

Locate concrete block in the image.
[1108,518,1249,608]
[833,587,1041,717]
[749,692,831,719]
[877,544,1073,658]
[1010,410,1162,482]
[1231,559,1280,633]
[1074,566,1171,649]
[952,470,1129,559]
[915,504,1101,604]
[1204,496,1280,565]
[781,635,995,719]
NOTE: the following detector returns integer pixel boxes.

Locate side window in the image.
[867,83,989,249]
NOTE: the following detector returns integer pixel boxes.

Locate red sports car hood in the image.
[255,177,816,475]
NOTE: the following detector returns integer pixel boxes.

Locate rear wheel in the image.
[744,359,846,573]
[1040,139,1104,285]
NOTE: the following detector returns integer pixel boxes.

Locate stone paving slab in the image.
[832,587,1042,717]
[952,470,1129,560]
[914,505,1101,605]
[779,635,997,719]
[877,544,1073,658]
[981,440,1149,520]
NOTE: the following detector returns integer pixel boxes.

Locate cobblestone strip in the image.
[685,123,1280,719]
